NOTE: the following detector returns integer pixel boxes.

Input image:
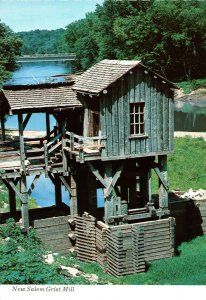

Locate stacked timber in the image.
[106,224,136,276]
[75,213,96,262]
[132,224,145,273]
[33,215,72,255]
[138,217,175,262]
[96,221,108,270]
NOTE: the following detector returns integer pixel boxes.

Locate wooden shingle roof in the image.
[73,60,141,94]
[1,82,82,113]
[73,59,177,94]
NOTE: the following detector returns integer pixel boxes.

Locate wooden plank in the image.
[112,83,119,156]
[118,80,125,156]
[163,91,169,151]
[124,77,130,155]
[169,91,174,152]
[105,93,113,157]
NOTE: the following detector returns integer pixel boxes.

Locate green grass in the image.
[168,137,206,191]
[60,235,206,285]
[177,78,206,94]
[151,137,206,193]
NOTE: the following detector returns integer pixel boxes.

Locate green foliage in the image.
[0,21,22,83]
[0,219,68,284]
[62,0,206,81]
[177,78,206,94]
[168,137,206,191]
[17,29,65,55]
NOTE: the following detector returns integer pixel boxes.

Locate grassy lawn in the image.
[168,137,206,191]
[72,235,206,285]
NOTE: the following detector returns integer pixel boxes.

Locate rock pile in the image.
[180,189,206,200]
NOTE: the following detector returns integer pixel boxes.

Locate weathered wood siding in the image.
[100,68,174,159]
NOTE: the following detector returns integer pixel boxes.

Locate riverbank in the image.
[175,87,206,101]
[174,131,206,140]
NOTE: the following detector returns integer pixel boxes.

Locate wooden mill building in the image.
[0,60,177,276]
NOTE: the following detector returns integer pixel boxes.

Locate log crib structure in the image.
[0,60,178,276]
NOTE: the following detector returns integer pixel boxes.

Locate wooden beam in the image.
[69,173,78,216]
[59,175,72,194]
[3,178,25,203]
[1,115,6,141]
[153,166,169,191]
[23,113,32,131]
[62,118,68,175]
[18,114,26,172]
[54,175,62,207]
[20,176,29,231]
[46,112,50,141]
[87,162,107,188]
[148,170,152,203]
[28,174,40,196]
[158,155,169,209]
[104,164,124,198]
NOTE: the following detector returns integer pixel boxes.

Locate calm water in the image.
[175,99,206,132]
[6,61,72,85]
[4,62,206,207]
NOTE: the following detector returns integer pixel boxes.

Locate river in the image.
[3,61,206,207]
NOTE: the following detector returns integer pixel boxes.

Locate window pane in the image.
[130,102,145,135]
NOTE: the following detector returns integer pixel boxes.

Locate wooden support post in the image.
[158,155,168,209]
[1,115,6,141]
[148,169,152,203]
[139,171,149,207]
[62,119,68,175]
[18,114,26,173]
[129,176,136,209]
[87,172,97,217]
[104,162,113,224]
[54,175,62,207]
[69,173,78,216]
[46,112,50,142]
[20,176,29,231]
[9,179,17,214]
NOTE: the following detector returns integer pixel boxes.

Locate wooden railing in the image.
[44,132,63,175]
[64,131,106,162]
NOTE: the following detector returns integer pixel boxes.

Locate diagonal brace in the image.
[28,174,40,196]
[104,164,124,198]
[59,175,72,194]
[153,166,169,191]
[23,113,32,131]
[87,162,107,188]
[3,178,26,203]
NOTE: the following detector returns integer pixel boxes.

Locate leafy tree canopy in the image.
[17,29,65,55]
[0,21,22,83]
[62,0,206,81]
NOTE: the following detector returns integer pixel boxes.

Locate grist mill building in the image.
[0,60,177,276]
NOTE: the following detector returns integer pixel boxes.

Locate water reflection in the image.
[174,100,206,132]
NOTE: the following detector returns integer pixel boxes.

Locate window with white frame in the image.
[130,102,145,135]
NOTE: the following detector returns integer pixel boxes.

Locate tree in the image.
[0,21,22,83]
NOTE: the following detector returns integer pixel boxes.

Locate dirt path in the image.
[174,131,206,140]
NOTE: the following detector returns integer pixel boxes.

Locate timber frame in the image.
[0,60,176,270]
